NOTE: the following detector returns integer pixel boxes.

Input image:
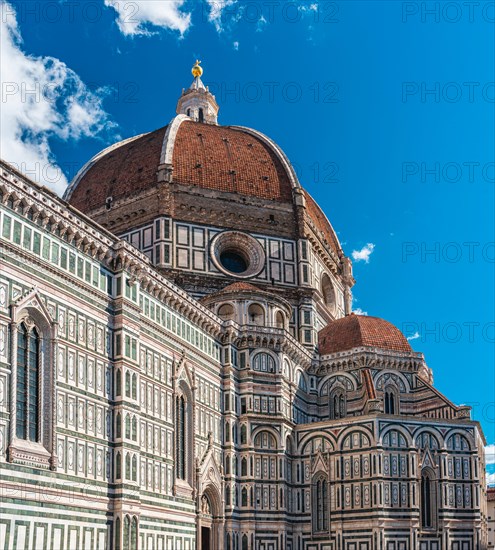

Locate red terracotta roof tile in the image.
[69,126,167,211]
[172,121,293,201]
[67,121,343,260]
[319,314,412,355]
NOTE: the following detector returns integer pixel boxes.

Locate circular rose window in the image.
[210,231,265,278]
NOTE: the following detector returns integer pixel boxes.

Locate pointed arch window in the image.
[132,455,137,481]
[384,386,399,415]
[176,395,186,480]
[115,517,121,550]
[116,412,122,439]
[125,371,131,397]
[131,373,137,400]
[329,388,346,419]
[116,369,122,397]
[131,416,137,441]
[123,515,130,549]
[16,323,40,441]
[421,468,437,530]
[131,517,138,549]
[116,452,122,480]
[312,474,329,533]
[125,414,131,439]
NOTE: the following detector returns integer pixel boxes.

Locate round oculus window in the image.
[210,231,265,278]
[220,250,248,273]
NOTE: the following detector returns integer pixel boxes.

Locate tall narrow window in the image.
[16,323,40,441]
[116,452,122,479]
[421,469,436,529]
[240,424,247,445]
[176,395,186,479]
[384,387,398,414]
[198,108,204,123]
[313,475,329,532]
[131,416,137,440]
[125,371,131,397]
[131,373,137,400]
[123,516,130,549]
[115,517,121,550]
[131,517,138,549]
[116,369,122,397]
[329,389,346,419]
[322,480,328,530]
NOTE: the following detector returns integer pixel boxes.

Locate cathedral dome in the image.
[318,314,412,355]
[64,63,343,258]
[65,119,295,211]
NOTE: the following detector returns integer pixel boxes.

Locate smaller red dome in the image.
[319,314,412,355]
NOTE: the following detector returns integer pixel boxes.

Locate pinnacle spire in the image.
[176,59,219,124]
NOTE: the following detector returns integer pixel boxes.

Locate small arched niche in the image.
[217,303,235,322]
[321,273,336,312]
[248,303,265,326]
[275,310,285,329]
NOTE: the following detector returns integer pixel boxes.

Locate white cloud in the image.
[0,1,115,195]
[487,471,495,486]
[256,14,267,32]
[352,308,368,316]
[486,444,495,465]
[407,331,421,341]
[104,1,241,36]
[204,0,238,33]
[233,41,239,50]
[352,243,375,263]
[104,0,191,36]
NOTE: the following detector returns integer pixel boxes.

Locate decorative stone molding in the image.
[210,231,266,279]
[8,287,57,470]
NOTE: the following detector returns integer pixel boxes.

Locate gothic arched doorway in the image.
[198,486,224,550]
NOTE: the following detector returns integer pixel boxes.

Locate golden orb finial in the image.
[192,60,203,78]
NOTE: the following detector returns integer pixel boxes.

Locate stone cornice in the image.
[0,160,223,338]
[316,346,425,375]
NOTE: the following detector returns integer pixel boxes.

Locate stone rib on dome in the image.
[66,119,295,210]
[304,190,342,255]
[64,117,343,257]
[318,314,412,355]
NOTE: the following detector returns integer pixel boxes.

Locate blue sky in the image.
[1,1,493,475]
